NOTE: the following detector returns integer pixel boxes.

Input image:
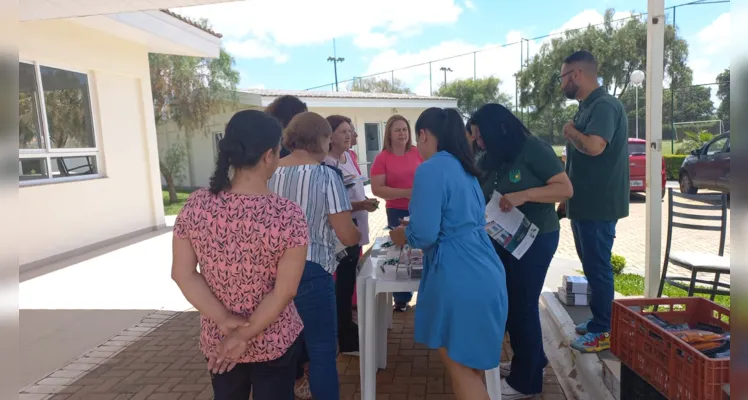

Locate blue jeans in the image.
[386,207,413,306]
[494,231,559,395]
[570,220,617,333]
[294,261,339,400]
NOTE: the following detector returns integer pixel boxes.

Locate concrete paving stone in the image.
[22,307,569,399]
[31,191,734,399]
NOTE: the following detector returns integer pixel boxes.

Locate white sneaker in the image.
[501,379,534,399]
[499,362,546,378]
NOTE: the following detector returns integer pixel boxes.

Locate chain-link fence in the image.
[302,3,728,155]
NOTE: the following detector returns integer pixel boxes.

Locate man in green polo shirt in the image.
[558,50,629,353]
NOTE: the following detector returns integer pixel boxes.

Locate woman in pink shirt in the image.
[171,110,309,400]
[370,114,422,311]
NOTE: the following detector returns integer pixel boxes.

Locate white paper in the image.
[484,191,539,260]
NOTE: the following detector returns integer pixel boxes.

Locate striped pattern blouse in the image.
[268,164,352,274]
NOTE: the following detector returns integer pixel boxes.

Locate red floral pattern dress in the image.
[174,189,308,363]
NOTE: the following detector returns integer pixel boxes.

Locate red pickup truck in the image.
[627,138,667,198]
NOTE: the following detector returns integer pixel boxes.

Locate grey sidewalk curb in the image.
[540,288,616,400]
[19,310,179,400]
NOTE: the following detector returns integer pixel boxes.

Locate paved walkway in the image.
[20,309,567,400]
[19,186,728,399]
[557,191,730,277]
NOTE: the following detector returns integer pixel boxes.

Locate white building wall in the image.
[159,105,434,188]
[18,19,164,266]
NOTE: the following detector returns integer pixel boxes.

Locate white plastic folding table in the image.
[356,237,502,400]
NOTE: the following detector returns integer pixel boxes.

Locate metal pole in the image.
[429,62,432,96]
[515,76,518,113]
[333,60,339,92]
[520,39,524,122]
[636,85,639,138]
[670,6,676,153]
[391,70,394,88]
[333,38,339,91]
[644,0,665,298]
[443,69,447,87]
[473,52,476,80]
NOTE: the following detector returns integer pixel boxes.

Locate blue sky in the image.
[176,0,730,98]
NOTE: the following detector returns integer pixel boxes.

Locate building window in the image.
[213,132,224,161]
[18,62,99,184]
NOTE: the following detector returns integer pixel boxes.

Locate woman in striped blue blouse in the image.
[269,111,361,400]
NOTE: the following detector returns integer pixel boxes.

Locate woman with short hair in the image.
[265,95,308,158]
[269,111,361,399]
[324,115,378,355]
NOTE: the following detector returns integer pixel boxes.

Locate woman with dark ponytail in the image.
[471,103,572,398]
[172,110,309,400]
[389,107,508,400]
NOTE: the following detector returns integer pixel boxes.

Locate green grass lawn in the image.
[614,273,730,308]
[163,189,194,216]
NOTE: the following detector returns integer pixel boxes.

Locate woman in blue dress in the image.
[389,107,508,400]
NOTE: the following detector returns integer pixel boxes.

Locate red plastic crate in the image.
[611,297,730,400]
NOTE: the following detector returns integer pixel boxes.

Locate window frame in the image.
[212,132,224,162]
[705,136,728,156]
[18,60,102,186]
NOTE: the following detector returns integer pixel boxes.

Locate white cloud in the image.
[686,12,730,107]
[464,0,475,10]
[547,9,632,38]
[353,32,397,50]
[689,12,730,84]
[174,0,462,57]
[360,10,633,99]
[224,39,288,63]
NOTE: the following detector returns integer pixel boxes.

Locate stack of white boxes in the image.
[557,275,592,306]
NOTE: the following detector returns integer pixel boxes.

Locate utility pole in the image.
[439,66,452,88]
[327,38,344,91]
[429,62,433,95]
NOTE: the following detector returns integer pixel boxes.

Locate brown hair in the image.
[383,114,412,152]
[326,115,352,133]
[265,95,308,128]
[283,112,332,154]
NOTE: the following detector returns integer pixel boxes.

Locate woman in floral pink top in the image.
[172,110,309,400]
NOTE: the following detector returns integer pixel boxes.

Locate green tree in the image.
[716,68,730,130]
[525,104,578,145]
[617,84,715,140]
[150,20,240,203]
[435,76,512,117]
[349,76,413,94]
[516,9,692,122]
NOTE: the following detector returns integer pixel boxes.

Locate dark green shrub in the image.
[664,155,686,180]
[611,253,626,275]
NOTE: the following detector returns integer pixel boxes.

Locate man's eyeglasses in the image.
[557,70,574,84]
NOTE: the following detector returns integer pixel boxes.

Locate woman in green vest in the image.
[470,103,573,399]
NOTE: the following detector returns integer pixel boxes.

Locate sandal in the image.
[294,374,311,399]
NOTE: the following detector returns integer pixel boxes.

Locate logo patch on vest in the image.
[509,169,521,183]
